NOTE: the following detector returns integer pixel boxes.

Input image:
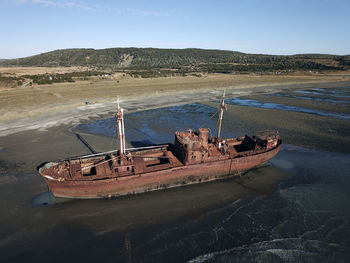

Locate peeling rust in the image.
[38,95,282,199]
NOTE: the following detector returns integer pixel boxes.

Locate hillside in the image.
[1,48,349,72]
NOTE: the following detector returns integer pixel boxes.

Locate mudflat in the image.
[0,75,350,262]
[1,69,350,136]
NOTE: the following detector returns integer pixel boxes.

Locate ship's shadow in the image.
[130,140,174,148]
[129,140,156,148]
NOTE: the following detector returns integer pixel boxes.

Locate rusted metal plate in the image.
[39,137,282,198]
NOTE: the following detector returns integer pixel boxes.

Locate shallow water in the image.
[1,87,350,262]
[313,87,350,95]
[78,103,235,146]
[272,92,350,104]
[295,89,350,98]
[225,98,350,121]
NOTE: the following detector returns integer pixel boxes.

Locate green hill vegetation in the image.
[1,48,349,85]
[1,47,349,71]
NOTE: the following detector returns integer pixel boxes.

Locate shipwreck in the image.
[39,93,282,198]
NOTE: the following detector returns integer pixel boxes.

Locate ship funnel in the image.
[198,128,209,150]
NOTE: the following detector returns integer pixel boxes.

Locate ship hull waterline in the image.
[40,143,282,199]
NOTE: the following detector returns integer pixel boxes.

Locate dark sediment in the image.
[0,85,349,263]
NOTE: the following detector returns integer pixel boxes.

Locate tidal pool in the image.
[295,89,350,98]
[78,103,235,146]
[272,92,350,104]
[225,97,350,121]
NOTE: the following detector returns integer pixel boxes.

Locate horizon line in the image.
[1,46,349,60]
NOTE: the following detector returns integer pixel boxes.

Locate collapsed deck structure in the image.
[39,94,281,199]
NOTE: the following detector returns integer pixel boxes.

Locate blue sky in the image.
[0,0,349,58]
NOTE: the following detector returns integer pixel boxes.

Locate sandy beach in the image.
[1,70,350,137]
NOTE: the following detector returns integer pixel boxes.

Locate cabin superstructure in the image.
[38,93,282,199]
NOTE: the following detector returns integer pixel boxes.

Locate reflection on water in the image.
[272,92,350,104]
[313,87,350,95]
[31,191,56,206]
[295,89,350,98]
[78,103,235,146]
[225,97,350,121]
[31,192,71,206]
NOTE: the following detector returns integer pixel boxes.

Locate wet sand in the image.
[0,82,350,262]
[0,120,293,262]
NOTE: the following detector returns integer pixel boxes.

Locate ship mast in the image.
[217,91,226,139]
[117,97,126,155]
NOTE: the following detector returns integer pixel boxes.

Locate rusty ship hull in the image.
[38,94,282,199]
[39,141,281,199]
